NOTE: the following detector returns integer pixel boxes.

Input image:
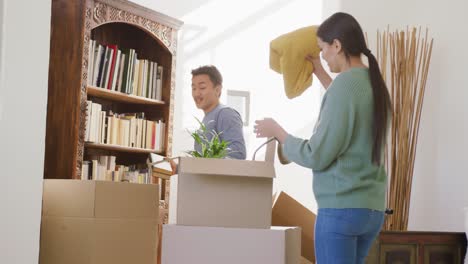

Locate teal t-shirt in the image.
[283,68,387,211]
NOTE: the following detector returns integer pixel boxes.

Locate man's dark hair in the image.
[191,65,223,87]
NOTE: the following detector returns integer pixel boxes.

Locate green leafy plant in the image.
[187,118,230,158]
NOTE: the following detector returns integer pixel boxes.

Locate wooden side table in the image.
[366,231,467,264]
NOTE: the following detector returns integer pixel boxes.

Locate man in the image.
[190,65,246,160]
[168,65,247,174]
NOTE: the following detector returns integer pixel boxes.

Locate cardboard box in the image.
[161,224,301,264]
[272,191,317,263]
[42,179,159,218]
[300,256,315,264]
[40,217,158,264]
[39,180,159,264]
[169,157,275,229]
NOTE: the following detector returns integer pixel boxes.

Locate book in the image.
[102,46,114,88]
[97,46,110,88]
[148,61,154,99]
[115,53,125,91]
[93,44,104,86]
[87,40,96,85]
[109,47,120,90]
[128,49,137,94]
[151,62,158,99]
[156,65,163,100]
[120,48,131,93]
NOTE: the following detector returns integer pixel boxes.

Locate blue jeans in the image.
[315,208,384,264]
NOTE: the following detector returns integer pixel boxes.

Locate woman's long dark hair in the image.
[317,12,392,165]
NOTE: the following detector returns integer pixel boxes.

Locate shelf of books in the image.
[83,97,167,182]
[84,101,166,152]
[86,40,166,103]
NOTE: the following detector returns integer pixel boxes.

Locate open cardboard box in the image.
[169,157,275,229]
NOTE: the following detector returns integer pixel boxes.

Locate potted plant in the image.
[187,118,230,159]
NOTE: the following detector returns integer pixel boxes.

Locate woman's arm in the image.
[306,54,332,89]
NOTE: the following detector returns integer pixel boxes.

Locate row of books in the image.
[85,101,166,152]
[87,40,164,100]
[81,155,151,184]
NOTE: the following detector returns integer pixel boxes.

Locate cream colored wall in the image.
[0,0,51,263]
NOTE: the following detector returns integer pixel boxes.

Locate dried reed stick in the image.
[376,27,433,231]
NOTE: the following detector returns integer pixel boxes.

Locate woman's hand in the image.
[305,54,324,72]
[306,54,332,89]
[254,118,288,144]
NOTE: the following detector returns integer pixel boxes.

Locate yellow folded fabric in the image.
[270,26,320,99]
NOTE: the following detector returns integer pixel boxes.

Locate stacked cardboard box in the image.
[161,157,301,264]
[39,180,160,264]
[162,225,300,263]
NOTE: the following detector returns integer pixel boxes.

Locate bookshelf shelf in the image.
[87,86,165,105]
[85,142,163,154]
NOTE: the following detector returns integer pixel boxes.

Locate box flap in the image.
[300,256,314,264]
[42,180,96,217]
[272,191,316,263]
[179,157,275,178]
[94,181,159,219]
[42,180,159,219]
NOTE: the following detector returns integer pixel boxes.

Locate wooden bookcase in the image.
[44,0,183,179]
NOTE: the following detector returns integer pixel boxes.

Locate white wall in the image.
[0,0,51,263]
[323,0,468,231]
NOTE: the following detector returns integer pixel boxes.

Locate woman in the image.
[254,12,392,263]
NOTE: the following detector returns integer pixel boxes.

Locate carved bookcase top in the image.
[88,0,182,54]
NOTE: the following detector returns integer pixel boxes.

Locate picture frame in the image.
[227,90,250,126]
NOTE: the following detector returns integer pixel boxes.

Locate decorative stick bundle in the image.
[376,27,433,231]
